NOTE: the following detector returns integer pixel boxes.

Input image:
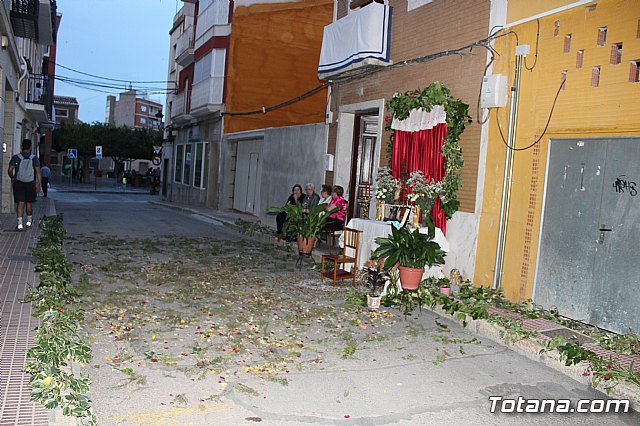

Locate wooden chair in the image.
[321,227,362,285]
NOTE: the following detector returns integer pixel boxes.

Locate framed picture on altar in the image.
[384,204,412,228]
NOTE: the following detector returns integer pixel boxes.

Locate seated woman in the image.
[325,185,347,231]
[276,184,303,236]
[319,184,332,205]
[301,183,320,214]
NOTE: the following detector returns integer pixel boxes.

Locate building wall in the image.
[327,0,491,214]
[224,0,333,134]
[114,92,136,128]
[474,0,640,301]
[506,0,594,25]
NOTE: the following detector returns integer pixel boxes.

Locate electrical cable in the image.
[496,77,565,152]
[54,75,174,92]
[524,19,540,71]
[222,83,329,116]
[52,61,174,84]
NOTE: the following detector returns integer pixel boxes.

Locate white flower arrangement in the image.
[374,167,400,203]
[406,170,445,214]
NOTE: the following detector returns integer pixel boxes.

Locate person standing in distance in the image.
[7,139,42,230]
[40,162,51,197]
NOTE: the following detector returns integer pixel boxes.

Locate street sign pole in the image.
[95,146,102,192]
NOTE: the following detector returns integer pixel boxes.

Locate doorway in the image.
[233,139,263,215]
[162,158,169,197]
[348,114,379,219]
[534,137,640,334]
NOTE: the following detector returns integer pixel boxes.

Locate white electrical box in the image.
[323,154,334,171]
[480,74,509,109]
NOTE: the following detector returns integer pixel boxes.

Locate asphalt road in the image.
[50,192,639,425]
[51,192,240,239]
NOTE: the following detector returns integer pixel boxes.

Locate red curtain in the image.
[391,122,448,234]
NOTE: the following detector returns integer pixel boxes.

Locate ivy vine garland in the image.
[385,82,470,219]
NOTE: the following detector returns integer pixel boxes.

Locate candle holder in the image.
[359,194,371,219]
[375,199,383,221]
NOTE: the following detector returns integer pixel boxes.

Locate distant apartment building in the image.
[53,95,79,124]
[105,90,162,129]
[0,0,60,213]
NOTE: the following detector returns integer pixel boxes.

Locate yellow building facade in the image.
[475,0,640,302]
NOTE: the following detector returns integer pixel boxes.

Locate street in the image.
[50,192,638,426]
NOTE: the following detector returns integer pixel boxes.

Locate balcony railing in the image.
[318,2,392,79]
[190,77,224,117]
[175,25,195,66]
[195,0,229,41]
[10,0,56,43]
[171,92,186,119]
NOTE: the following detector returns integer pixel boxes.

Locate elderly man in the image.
[301,183,320,213]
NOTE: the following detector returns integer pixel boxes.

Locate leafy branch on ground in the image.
[25,215,96,424]
[343,275,640,393]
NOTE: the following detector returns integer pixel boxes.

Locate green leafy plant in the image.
[372,225,445,270]
[268,202,339,242]
[362,258,388,297]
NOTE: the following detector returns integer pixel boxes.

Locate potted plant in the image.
[372,224,445,290]
[268,203,339,254]
[362,259,388,309]
[406,170,445,227]
[374,167,401,220]
[439,280,451,296]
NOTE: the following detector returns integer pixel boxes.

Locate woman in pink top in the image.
[326,185,346,231]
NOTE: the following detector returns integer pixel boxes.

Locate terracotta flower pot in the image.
[439,286,451,296]
[297,236,316,254]
[398,266,424,290]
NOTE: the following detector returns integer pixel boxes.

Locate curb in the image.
[427,304,640,411]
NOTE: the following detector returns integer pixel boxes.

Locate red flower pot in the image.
[398,266,424,290]
[297,236,316,254]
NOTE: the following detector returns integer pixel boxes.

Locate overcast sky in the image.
[55,0,179,123]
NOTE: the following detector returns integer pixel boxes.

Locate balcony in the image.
[175,25,194,66]
[170,91,193,124]
[195,0,230,42]
[318,2,392,79]
[10,0,56,44]
[190,77,224,118]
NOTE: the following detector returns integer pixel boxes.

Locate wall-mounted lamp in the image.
[1,36,8,49]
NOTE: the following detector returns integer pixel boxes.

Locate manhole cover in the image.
[540,328,592,345]
[6,255,36,262]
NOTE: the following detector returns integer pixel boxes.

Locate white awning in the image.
[391,105,447,132]
[318,3,392,77]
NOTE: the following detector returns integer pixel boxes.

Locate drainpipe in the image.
[492,50,524,290]
[17,56,28,102]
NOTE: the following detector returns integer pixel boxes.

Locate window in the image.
[597,27,607,47]
[141,105,148,113]
[554,20,560,37]
[561,70,568,90]
[140,117,147,125]
[175,144,184,183]
[576,50,584,69]
[591,66,600,87]
[194,143,207,188]
[637,18,640,39]
[630,61,640,83]
[55,108,68,117]
[193,49,225,84]
[610,43,622,65]
[564,34,572,53]
[183,144,192,185]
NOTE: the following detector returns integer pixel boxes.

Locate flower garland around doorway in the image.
[384,82,471,219]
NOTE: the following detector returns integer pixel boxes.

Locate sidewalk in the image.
[0,197,55,425]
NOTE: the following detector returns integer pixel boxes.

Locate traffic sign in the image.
[68,149,77,159]
[153,145,162,154]
[95,146,103,159]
